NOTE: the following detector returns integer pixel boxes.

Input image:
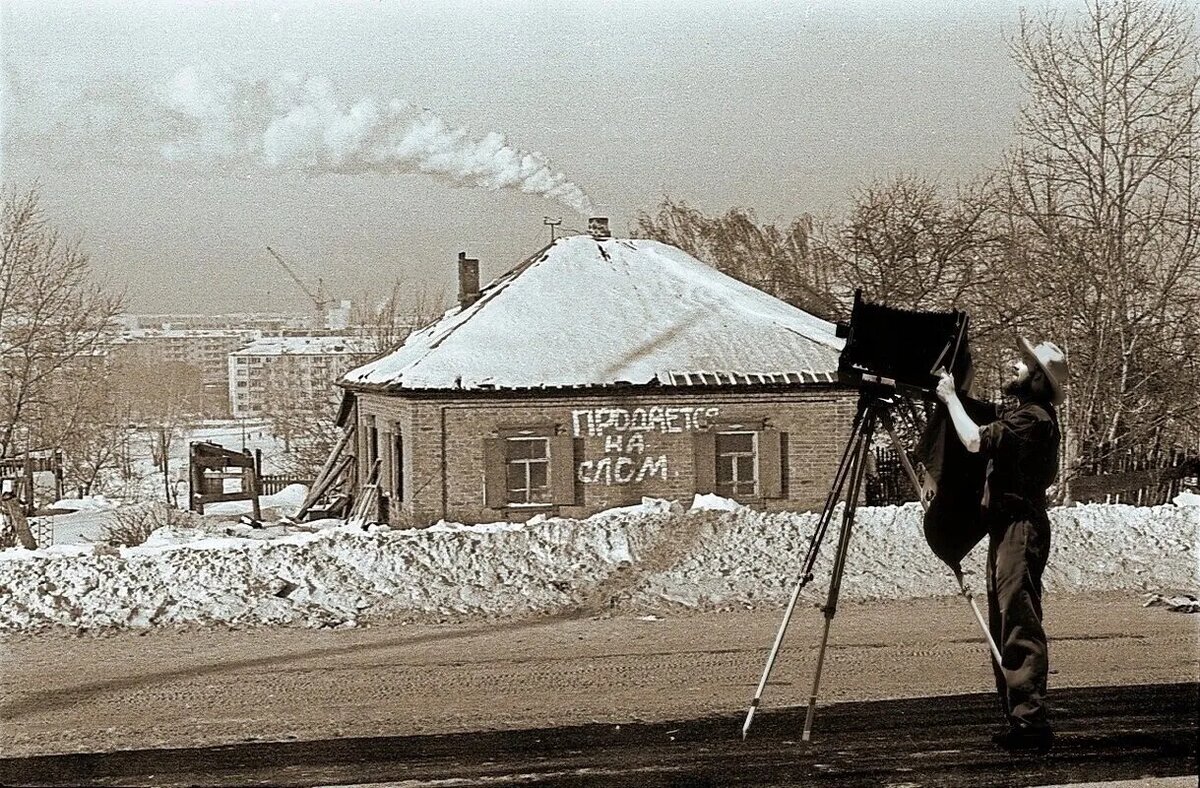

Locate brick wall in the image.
[354,387,858,526]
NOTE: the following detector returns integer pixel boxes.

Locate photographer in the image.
[936,338,1067,752]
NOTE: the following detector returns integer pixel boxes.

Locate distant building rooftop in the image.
[231,336,376,357]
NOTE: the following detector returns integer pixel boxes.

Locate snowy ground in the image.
[29,419,288,546]
[0,495,1195,633]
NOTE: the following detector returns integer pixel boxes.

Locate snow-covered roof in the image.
[232,336,375,357]
[342,234,843,392]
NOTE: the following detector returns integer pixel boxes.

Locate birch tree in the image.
[999,0,1200,484]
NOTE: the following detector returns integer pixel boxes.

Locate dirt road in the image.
[1,683,1195,787]
[1,592,1195,761]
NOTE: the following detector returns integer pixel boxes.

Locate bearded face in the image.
[1001,359,1032,399]
[1001,358,1053,403]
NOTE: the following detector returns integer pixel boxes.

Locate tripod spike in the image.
[741,700,757,740]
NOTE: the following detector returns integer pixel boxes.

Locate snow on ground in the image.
[1174,490,1200,506]
[49,495,118,512]
[0,498,1195,633]
[27,420,291,546]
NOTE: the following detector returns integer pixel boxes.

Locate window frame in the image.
[715,429,759,499]
[392,425,405,502]
[504,435,552,506]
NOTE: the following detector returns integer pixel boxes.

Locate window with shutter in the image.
[759,429,783,499]
[484,427,573,509]
[484,438,507,508]
[716,431,758,498]
[693,431,717,493]
[505,436,551,504]
[549,435,577,505]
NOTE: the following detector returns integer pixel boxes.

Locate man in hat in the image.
[936,338,1067,752]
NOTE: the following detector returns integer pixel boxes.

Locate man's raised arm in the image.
[936,370,981,453]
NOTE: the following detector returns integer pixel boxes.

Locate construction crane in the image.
[265,246,330,320]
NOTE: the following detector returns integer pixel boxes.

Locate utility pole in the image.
[543,216,562,243]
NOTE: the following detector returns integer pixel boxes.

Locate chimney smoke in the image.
[458,252,481,309]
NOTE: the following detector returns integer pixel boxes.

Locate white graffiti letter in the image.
[636,455,669,482]
[572,410,591,438]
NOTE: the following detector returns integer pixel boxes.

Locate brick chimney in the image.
[588,217,611,240]
[458,252,481,309]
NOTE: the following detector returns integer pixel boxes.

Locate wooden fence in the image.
[259,475,314,496]
[867,446,1197,507]
[1070,447,1196,506]
[866,447,920,506]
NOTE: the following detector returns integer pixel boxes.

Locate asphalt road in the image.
[1,682,1195,787]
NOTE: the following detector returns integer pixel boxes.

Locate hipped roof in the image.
[341,235,843,393]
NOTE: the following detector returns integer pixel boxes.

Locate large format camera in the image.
[835,290,971,396]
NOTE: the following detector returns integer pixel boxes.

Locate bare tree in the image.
[633,197,841,319]
[998,0,1200,488]
[828,175,999,309]
[0,186,125,457]
[351,280,448,355]
[259,368,341,478]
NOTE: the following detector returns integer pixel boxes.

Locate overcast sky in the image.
[2,0,1075,314]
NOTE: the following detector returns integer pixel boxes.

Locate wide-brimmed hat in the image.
[1018,337,1068,405]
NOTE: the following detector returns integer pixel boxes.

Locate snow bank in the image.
[1174,491,1200,507]
[49,496,117,512]
[200,484,309,516]
[0,502,1194,632]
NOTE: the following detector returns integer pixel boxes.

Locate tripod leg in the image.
[878,412,998,671]
[741,404,868,740]
[880,413,925,502]
[879,411,1004,668]
[956,568,1004,666]
[802,410,876,742]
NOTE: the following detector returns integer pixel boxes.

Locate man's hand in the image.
[935,368,957,403]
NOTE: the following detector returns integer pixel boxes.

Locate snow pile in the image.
[1174,490,1200,507]
[1144,592,1200,613]
[49,496,117,512]
[201,483,309,516]
[0,501,1194,632]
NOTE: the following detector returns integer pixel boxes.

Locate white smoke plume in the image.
[160,67,595,216]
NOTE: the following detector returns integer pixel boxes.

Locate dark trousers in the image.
[986,514,1051,729]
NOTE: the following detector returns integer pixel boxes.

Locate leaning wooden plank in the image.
[349,483,381,528]
[295,454,355,522]
[295,425,356,518]
[1,494,37,550]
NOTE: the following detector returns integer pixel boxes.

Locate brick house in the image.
[338,222,856,526]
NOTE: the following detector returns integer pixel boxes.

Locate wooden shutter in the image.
[484,438,507,508]
[693,431,716,493]
[759,429,783,498]
[549,435,577,505]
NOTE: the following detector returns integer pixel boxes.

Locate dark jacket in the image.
[979,399,1060,525]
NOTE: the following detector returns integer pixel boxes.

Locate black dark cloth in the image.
[916,396,996,570]
[978,399,1060,732]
